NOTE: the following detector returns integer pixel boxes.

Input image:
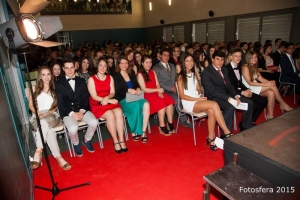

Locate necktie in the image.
[217,70,226,85]
[166,63,171,76]
[67,78,75,81]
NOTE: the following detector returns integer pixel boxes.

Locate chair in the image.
[69,121,104,157]
[278,66,297,104]
[175,83,208,145]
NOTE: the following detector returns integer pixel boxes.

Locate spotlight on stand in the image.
[0,0,63,53]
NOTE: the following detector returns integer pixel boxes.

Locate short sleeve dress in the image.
[140,70,174,115]
[89,75,120,118]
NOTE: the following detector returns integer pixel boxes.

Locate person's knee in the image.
[67,125,78,134]
[144,101,150,110]
[88,118,98,128]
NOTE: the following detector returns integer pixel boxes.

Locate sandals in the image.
[113,142,122,154]
[141,132,148,143]
[31,149,43,170]
[206,138,218,151]
[119,141,128,152]
[221,133,233,139]
[56,156,71,171]
[167,122,175,134]
[132,133,140,141]
[158,126,171,136]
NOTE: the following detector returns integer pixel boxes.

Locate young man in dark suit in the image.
[152,48,192,128]
[56,59,98,157]
[280,43,300,85]
[225,48,267,125]
[272,42,285,68]
[201,50,253,135]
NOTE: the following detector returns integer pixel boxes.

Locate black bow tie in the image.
[233,68,239,70]
[67,78,75,81]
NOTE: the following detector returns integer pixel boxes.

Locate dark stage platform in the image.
[224,108,300,199]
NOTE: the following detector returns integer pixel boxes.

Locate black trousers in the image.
[214,96,253,133]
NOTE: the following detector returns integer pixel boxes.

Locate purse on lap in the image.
[126,91,144,103]
[29,110,60,131]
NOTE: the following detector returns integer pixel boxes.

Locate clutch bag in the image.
[126,91,144,103]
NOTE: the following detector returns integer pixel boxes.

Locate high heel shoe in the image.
[56,156,71,171]
[206,138,218,151]
[280,104,293,113]
[113,142,122,154]
[31,149,43,170]
[220,133,233,139]
[119,141,128,152]
[167,122,175,134]
[158,126,171,136]
[141,132,148,143]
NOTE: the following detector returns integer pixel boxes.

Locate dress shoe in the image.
[82,140,95,153]
[73,144,83,157]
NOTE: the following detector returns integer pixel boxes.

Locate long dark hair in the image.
[34,66,57,111]
[141,54,152,82]
[49,61,63,81]
[179,52,196,90]
[79,57,93,75]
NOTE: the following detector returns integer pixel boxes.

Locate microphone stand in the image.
[23,53,90,199]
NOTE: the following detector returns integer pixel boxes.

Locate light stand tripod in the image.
[23,53,90,199]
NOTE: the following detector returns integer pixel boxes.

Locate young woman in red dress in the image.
[87,58,127,153]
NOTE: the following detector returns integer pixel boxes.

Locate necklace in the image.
[186,73,192,78]
[96,74,104,80]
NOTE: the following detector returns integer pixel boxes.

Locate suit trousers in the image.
[164,90,188,123]
[35,118,61,158]
[63,111,98,145]
[248,93,268,122]
[215,96,253,133]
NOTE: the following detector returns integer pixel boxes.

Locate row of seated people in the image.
[28,48,294,172]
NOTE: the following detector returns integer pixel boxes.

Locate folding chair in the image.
[175,83,208,145]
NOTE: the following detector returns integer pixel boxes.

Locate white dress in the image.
[37,92,54,112]
[241,74,262,95]
[181,73,201,113]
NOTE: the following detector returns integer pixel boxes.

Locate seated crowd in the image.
[28,38,299,170]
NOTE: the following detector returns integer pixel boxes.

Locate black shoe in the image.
[141,132,148,143]
[158,126,171,136]
[113,142,122,154]
[167,122,175,133]
[73,144,83,157]
[82,140,95,153]
[206,137,217,151]
[220,133,233,139]
[119,141,128,152]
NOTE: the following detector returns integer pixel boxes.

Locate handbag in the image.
[126,90,144,103]
[29,110,60,131]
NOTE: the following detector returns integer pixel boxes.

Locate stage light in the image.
[149,2,152,11]
[0,0,63,51]
[168,0,171,6]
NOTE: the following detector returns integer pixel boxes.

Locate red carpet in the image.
[34,94,299,200]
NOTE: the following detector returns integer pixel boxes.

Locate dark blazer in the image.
[272,50,282,67]
[224,63,248,94]
[152,62,177,91]
[55,76,90,118]
[112,70,140,101]
[280,54,300,82]
[201,65,238,101]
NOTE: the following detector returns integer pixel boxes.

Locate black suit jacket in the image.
[280,54,300,82]
[201,65,238,101]
[272,50,282,67]
[55,76,90,118]
[112,70,140,101]
[224,63,248,94]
